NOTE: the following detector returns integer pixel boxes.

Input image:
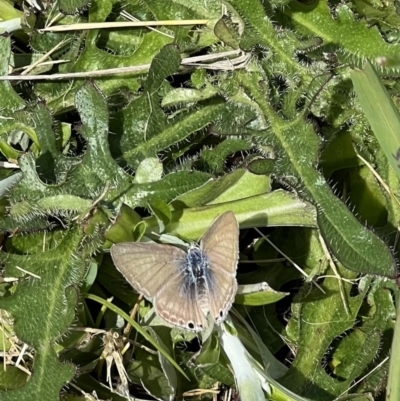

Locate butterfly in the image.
[110,211,239,331]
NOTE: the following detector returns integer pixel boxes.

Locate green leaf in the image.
[233,311,289,380]
[127,350,175,401]
[235,283,288,306]
[133,221,147,242]
[207,170,270,205]
[114,101,230,168]
[174,169,270,208]
[247,158,275,175]
[8,83,212,222]
[319,130,361,177]
[161,86,219,107]
[37,195,92,214]
[386,295,400,401]
[232,67,395,277]
[134,158,163,184]
[105,204,142,243]
[281,271,390,399]
[149,198,171,232]
[59,0,91,14]
[0,173,22,198]
[0,226,98,400]
[219,325,267,401]
[200,138,253,174]
[0,366,27,391]
[30,103,75,180]
[214,16,240,49]
[0,36,25,112]
[146,44,181,94]
[155,191,317,240]
[194,333,235,385]
[287,0,400,66]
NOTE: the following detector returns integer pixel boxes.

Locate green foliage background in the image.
[0,0,399,400]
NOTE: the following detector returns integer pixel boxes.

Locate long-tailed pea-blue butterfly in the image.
[110,211,239,331]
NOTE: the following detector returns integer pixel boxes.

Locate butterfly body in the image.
[184,247,208,281]
[111,211,239,332]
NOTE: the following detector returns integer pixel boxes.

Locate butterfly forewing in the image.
[200,211,239,323]
[110,243,187,298]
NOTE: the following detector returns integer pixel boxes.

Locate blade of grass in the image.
[0,50,242,81]
[351,60,400,182]
[40,20,210,32]
[84,293,189,380]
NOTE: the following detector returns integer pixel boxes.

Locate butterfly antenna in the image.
[253,228,326,294]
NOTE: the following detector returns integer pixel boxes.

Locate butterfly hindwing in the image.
[155,271,207,331]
